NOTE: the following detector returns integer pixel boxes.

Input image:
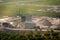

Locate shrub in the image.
[0,32,60,40]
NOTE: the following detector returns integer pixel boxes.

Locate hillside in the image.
[0,0,60,17]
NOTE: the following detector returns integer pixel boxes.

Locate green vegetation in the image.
[2,0,60,5]
[0,0,60,17]
[0,32,60,40]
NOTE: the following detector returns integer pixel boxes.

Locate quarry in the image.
[0,14,60,32]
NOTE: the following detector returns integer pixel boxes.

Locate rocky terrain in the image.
[32,16,60,29]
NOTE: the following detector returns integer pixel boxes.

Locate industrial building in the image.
[20,14,36,29]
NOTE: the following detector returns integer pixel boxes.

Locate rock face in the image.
[32,16,60,29]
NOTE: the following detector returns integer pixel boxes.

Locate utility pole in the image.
[16,6,24,29]
[15,6,20,28]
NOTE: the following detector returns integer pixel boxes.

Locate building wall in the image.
[23,22,36,29]
[21,14,32,22]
